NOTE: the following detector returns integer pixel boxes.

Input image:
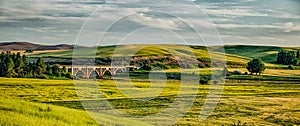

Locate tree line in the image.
[0,52,72,79]
[277,50,300,65]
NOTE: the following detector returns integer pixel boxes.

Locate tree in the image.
[46,64,53,76]
[36,57,46,75]
[52,64,62,77]
[0,52,5,76]
[6,57,16,77]
[27,63,36,77]
[277,50,297,65]
[0,51,72,79]
[14,52,25,77]
[297,50,300,59]
[62,66,67,75]
[246,58,266,75]
[22,54,28,76]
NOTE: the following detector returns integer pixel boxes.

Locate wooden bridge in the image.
[64,65,137,79]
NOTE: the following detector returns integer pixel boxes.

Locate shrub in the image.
[199,76,211,84]
[65,72,73,79]
[232,70,242,75]
[167,73,181,80]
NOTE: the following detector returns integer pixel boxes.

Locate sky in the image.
[0,0,300,46]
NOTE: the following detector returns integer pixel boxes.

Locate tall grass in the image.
[1,75,300,125]
[0,97,98,125]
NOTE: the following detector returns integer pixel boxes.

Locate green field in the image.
[2,44,300,125]
[1,73,300,125]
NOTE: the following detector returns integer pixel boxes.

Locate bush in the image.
[232,70,242,75]
[199,76,211,84]
[65,73,73,79]
[140,64,153,71]
[167,73,181,80]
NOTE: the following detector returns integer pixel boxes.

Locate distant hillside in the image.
[28,44,300,66]
[0,42,83,51]
[29,44,250,66]
[214,45,300,63]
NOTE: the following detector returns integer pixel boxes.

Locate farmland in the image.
[1,44,300,125]
[1,71,300,125]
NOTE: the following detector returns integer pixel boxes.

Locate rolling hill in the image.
[28,44,250,66]
[0,42,83,51]
[2,42,299,66]
[214,45,300,63]
[29,44,293,66]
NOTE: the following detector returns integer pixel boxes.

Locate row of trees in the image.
[277,50,299,65]
[0,52,72,79]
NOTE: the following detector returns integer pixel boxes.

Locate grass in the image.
[1,73,300,125]
[0,97,98,126]
[3,44,300,125]
[215,45,300,64]
[0,96,151,126]
[228,68,300,77]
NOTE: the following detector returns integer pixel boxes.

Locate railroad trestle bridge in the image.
[64,65,137,79]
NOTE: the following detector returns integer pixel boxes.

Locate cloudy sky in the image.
[0,0,299,46]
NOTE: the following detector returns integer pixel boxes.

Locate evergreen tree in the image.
[62,66,67,75]
[277,50,298,65]
[52,64,62,77]
[6,57,16,77]
[14,52,25,77]
[22,54,28,76]
[36,57,46,75]
[297,50,300,59]
[0,52,4,76]
[0,52,72,79]
[46,64,53,76]
[28,63,35,77]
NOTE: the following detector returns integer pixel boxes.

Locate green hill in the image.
[27,44,300,67]
[215,45,300,63]
[28,44,249,65]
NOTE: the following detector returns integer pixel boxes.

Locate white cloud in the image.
[129,13,181,30]
[1,0,300,46]
[204,8,268,18]
[282,22,300,32]
[216,24,280,29]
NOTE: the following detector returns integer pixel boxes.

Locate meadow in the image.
[1,44,300,125]
[1,69,300,125]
